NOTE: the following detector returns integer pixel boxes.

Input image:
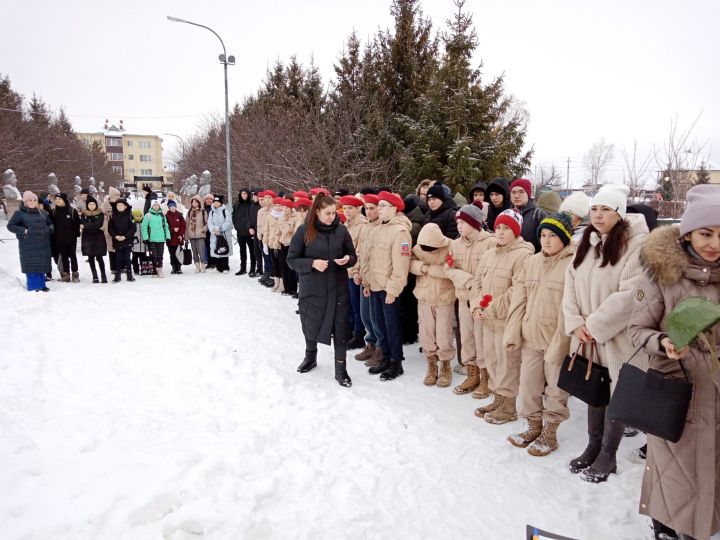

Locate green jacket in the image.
[141,208,171,242]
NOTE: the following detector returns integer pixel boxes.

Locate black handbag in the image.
[214,234,229,256]
[178,242,192,265]
[557,341,611,407]
[608,336,693,443]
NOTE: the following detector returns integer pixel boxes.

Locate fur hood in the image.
[641,224,720,287]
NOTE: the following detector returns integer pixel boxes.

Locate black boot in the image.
[334,359,352,387]
[569,405,605,473]
[100,270,107,283]
[346,331,365,350]
[368,356,391,375]
[297,350,317,373]
[379,361,404,381]
[652,519,678,540]
[91,270,99,284]
[112,272,122,283]
[235,268,246,276]
[582,417,624,483]
[126,270,135,282]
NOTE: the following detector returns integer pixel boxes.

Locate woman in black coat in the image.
[80,195,108,283]
[50,192,81,281]
[287,194,357,387]
[7,191,53,291]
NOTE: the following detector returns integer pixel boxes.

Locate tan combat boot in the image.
[474,394,503,418]
[508,418,543,448]
[354,343,375,361]
[485,396,518,425]
[436,361,452,388]
[527,422,561,457]
[471,368,491,399]
[365,347,383,368]
[423,355,439,386]
[195,262,201,273]
[453,364,480,395]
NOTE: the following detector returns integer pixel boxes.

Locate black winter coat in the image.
[518,200,546,253]
[232,198,254,237]
[287,217,357,346]
[485,177,512,231]
[422,202,459,239]
[108,209,135,249]
[248,201,259,235]
[7,204,53,273]
[51,206,81,247]
[81,211,107,257]
[143,192,156,215]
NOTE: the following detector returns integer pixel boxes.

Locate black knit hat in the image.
[426,183,446,201]
[214,194,224,204]
[86,195,98,209]
[537,212,574,246]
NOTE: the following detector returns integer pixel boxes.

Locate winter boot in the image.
[569,405,606,473]
[297,350,318,373]
[354,343,375,361]
[200,263,207,273]
[126,270,135,282]
[453,364,480,395]
[380,361,404,381]
[112,272,122,283]
[176,266,183,274]
[334,358,352,387]
[368,355,390,375]
[71,271,79,283]
[652,519,679,540]
[472,368,491,399]
[436,360,452,388]
[485,396,518,425]
[271,277,280,292]
[365,347,384,368]
[423,355,439,386]
[508,418,543,448]
[528,422,561,457]
[235,267,246,276]
[157,268,165,278]
[346,331,365,350]
[581,418,624,483]
[475,394,503,418]
[59,272,71,283]
[91,268,99,283]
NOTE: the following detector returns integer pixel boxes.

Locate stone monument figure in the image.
[3,169,21,200]
[197,170,212,197]
[47,172,60,196]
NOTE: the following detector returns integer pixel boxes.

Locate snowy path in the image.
[0,216,653,539]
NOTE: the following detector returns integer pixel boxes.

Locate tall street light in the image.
[167,16,234,212]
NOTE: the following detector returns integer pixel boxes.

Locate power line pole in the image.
[566,157,571,190]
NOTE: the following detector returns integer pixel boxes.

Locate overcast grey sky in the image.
[3,0,718,186]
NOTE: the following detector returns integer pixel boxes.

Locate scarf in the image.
[271,209,285,219]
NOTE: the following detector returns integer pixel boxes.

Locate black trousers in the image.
[252,236,263,273]
[237,236,256,271]
[216,257,230,271]
[167,242,181,271]
[115,247,132,273]
[279,245,297,293]
[88,256,106,278]
[269,248,283,278]
[58,243,78,273]
[148,242,165,268]
[305,338,347,360]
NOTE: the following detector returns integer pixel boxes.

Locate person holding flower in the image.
[628,184,720,540]
[471,209,533,424]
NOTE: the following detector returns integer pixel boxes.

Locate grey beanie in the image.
[456,204,484,231]
[680,184,720,236]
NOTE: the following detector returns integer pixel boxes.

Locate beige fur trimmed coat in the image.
[628,224,720,540]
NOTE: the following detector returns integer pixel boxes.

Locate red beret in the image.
[279,199,293,209]
[263,190,277,198]
[339,195,363,207]
[363,194,379,205]
[272,197,286,205]
[293,190,309,199]
[294,198,312,209]
[338,213,347,223]
[310,187,330,196]
[378,191,404,212]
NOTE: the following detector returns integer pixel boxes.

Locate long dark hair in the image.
[573,218,630,269]
[304,195,337,246]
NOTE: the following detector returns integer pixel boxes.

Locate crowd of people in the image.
[6,176,720,539]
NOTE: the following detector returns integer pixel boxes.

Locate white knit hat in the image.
[590,184,630,218]
[559,191,591,219]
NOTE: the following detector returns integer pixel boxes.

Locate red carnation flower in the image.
[479,294,493,310]
[445,253,455,268]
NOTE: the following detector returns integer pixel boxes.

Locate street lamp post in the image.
[167,16,235,212]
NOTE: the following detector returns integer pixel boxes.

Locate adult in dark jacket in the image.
[232,189,256,275]
[202,193,217,269]
[287,194,358,388]
[509,178,546,253]
[484,177,512,232]
[422,183,459,239]
[7,191,53,291]
[80,195,108,283]
[248,192,261,276]
[50,192,81,282]
[109,198,136,282]
[142,185,156,215]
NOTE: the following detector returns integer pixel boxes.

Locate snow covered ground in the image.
[0,207,660,540]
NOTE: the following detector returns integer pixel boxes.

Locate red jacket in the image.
[165,210,186,246]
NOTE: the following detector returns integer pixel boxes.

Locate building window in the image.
[126,154,134,160]
[107,152,123,161]
[112,166,123,175]
[139,141,151,149]
[126,140,133,147]
[106,137,122,146]
[139,154,152,162]
[128,168,136,175]
[141,168,153,175]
